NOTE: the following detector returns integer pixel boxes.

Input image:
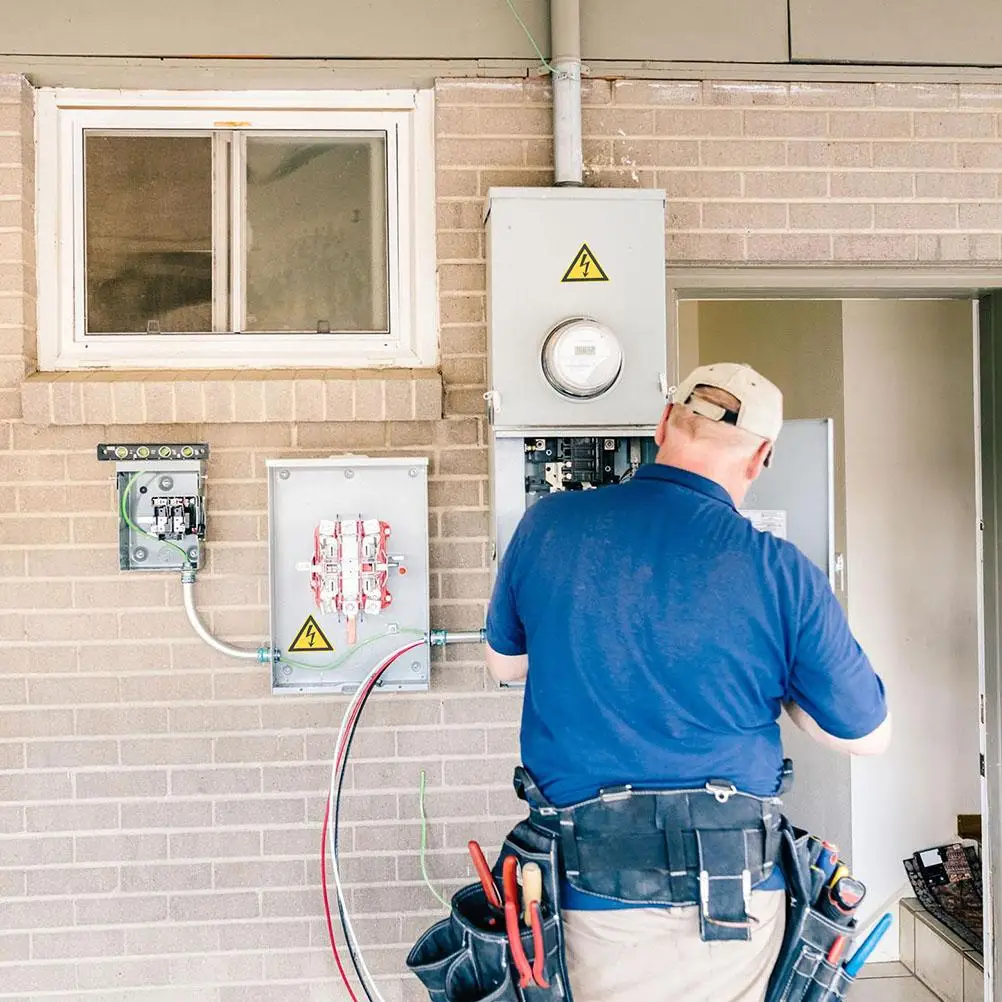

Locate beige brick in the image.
[0,933,29,962]
[833,234,918,261]
[121,861,212,894]
[320,379,352,420]
[914,112,996,139]
[292,378,325,422]
[829,111,912,138]
[524,138,555,167]
[875,203,958,229]
[438,137,523,168]
[2,708,74,739]
[701,201,787,230]
[441,356,486,386]
[445,387,488,415]
[875,141,956,168]
[76,833,167,863]
[581,107,654,137]
[667,200,701,229]
[703,80,788,106]
[656,170,740,197]
[918,233,1002,260]
[28,864,118,896]
[26,739,116,769]
[613,80,700,105]
[263,379,294,421]
[437,229,481,261]
[75,894,168,925]
[743,170,828,198]
[172,766,262,796]
[77,768,167,799]
[0,959,77,993]
[439,262,485,293]
[214,734,304,764]
[295,420,386,449]
[743,110,827,138]
[788,141,871,168]
[916,171,997,198]
[666,232,745,262]
[76,706,168,736]
[830,171,914,197]
[789,202,873,229]
[121,799,213,829]
[876,82,958,107]
[701,140,786,168]
[415,376,443,420]
[120,736,212,766]
[654,108,742,136]
[172,381,204,423]
[0,742,24,769]
[746,234,832,261]
[26,674,117,704]
[617,138,699,168]
[76,957,172,991]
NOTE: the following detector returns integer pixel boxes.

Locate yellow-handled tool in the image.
[522,862,543,925]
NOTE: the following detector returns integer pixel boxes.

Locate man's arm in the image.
[486,646,528,684]
[784,700,892,756]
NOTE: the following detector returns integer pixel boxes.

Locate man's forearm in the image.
[784,701,892,756]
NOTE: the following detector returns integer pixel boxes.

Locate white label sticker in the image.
[739,509,788,540]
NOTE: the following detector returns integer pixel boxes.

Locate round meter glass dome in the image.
[541,318,624,399]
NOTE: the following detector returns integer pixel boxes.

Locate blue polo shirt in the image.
[486,463,887,910]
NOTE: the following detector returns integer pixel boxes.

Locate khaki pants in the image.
[563,889,786,1002]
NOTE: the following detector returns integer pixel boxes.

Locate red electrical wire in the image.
[320,641,426,1000]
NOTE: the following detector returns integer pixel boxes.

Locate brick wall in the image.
[2,70,1002,999]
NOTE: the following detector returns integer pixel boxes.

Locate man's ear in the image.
[747,440,772,480]
[654,404,672,447]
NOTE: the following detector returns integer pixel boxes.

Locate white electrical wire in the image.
[327,639,426,1002]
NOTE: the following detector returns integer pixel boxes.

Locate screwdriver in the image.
[522,863,543,925]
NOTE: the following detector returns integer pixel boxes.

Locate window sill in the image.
[20,369,443,426]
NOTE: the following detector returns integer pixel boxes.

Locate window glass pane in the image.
[84,134,213,334]
[244,135,388,334]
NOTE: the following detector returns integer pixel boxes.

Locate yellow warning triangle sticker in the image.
[561,243,609,283]
[288,614,334,653]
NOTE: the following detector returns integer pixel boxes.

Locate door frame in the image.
[667,265,1000,998]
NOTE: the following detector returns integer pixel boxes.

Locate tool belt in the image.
[514,764,787,942]
[764,825,862,1002]
[406,815,572,1002]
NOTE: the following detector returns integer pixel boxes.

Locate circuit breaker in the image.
[267,456,430,694]
[485,187,668,563]
[98,442,208,572]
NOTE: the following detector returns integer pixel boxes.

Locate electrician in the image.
[484,362,891,1002]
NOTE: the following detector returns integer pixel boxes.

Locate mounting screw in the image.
[159,476,174,491]
[278,469,291,481]
[186,546,199,563]
[604,439,616,450]
[409,468,418,478]
[132,547,148,562]
[282,664,293,676]
[344,469,355,479]
[410,661,421,673]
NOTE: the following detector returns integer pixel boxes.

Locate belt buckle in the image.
[705,779,737,804]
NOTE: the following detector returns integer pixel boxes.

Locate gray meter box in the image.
[267,456,430,694]
[485,187,668,430]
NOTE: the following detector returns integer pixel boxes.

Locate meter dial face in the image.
[541,318,623,399]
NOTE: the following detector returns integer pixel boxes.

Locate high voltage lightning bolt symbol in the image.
[582,254,591,277]
[306,623,317,648]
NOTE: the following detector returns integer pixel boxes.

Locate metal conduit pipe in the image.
[181,569,265,661]
[551,0,583,186]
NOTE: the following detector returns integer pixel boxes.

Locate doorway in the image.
[672,277,992,1002]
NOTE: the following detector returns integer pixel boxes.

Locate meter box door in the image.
[485,187,668,430]
[267,457,430,695]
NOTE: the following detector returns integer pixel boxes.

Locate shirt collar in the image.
[633,463,736,509]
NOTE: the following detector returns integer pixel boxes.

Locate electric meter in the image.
[540,318,623,400]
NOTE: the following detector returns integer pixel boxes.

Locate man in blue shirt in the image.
[485,362,890,1002]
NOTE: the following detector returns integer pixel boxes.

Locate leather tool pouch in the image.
[765,823,858,1002]
[406,820,573,1002]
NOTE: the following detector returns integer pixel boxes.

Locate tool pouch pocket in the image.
[765,825,857,1002]
[406,820,572,1002]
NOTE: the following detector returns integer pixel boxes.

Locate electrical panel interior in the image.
[523,435,658,507]
[98,443,208,572]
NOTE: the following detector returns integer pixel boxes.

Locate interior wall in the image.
[842,299,980,947]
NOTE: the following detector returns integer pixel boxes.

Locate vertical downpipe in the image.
[551,0,583,186]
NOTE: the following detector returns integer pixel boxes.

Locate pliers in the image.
[502,856,549,989]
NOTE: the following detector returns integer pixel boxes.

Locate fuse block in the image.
[151,496,203,540]
[306,518,405,644]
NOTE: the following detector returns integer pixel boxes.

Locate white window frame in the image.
[36,88,438,371]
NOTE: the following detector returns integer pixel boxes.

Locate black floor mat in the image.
[903,842,983,953]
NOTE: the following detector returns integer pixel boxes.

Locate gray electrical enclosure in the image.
[267,456,430,694]
[485,187,668,431]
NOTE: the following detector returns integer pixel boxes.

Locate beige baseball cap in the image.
[673,362,783,462]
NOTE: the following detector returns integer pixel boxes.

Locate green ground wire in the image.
[278,628,425,673]
[503,0,554,73]
[419,769,451,909]
[121,470,192,567]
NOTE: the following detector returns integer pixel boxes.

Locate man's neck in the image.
[654,448,744,505]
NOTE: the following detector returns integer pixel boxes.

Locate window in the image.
[37,90,437,370]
